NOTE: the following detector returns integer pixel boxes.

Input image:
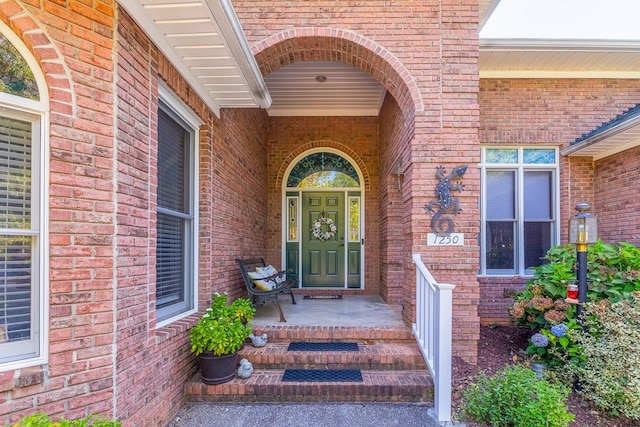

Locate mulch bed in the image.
[451,325,636,427]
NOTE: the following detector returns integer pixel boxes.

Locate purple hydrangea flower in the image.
[531,333,549,347]
[550,323,568,337]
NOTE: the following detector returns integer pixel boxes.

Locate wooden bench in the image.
[236,258,297,322]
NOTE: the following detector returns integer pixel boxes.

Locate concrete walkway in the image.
[167,402,465,427]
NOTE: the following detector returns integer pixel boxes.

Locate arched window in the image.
[287,152,360,188]
[0,31,47,369]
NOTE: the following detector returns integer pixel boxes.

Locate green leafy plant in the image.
[510,241,640,331]
[463,365,574,427]
[189,293,252,356]
[12,413,121,426]
[229,297,255,323]
[561,295,640,420]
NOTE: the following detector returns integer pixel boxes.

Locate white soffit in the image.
[119,0,271,117]
[265,61,387,117]
[480,39,640,78]
[562,116,640,160]
[478,0,501,31]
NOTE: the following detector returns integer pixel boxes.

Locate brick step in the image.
[185,369,434,403]
[249,325,416,343]
[238,342,428,370]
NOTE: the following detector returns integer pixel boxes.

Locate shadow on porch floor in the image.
[250,294,405,327]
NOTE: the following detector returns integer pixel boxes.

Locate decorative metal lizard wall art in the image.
[424,165,468,234]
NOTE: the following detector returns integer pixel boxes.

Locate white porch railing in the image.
[412,253,455,423]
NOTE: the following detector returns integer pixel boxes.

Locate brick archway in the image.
[252,27,423,115]
[0,1,73,112]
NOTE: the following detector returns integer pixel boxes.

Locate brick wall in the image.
[479,78,640,323]
[1,2,270,425]
[114,10,270,426]
[594,145,640,245]
[379,94,409,306]
[0,0,118,424]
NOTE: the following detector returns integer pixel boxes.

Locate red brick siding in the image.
[379,94,410,306]
[0,0,117,424]
[115,10,270,427]
[594,146,640,245]
[478,78,640,323]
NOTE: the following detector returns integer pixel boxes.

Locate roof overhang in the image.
[478,0,502,31]
[561,114,640,160]
[118,0,271,117]
[480,39,640,79]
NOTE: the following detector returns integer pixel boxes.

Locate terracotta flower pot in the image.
[200,351,238,385]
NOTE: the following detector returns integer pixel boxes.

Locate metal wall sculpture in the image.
[424,165,467,234]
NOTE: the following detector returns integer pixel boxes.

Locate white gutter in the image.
[480,38,640,52]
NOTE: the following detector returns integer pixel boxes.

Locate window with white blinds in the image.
[0,112,41,364]
[480,147,559,276]
[156,100,196,323]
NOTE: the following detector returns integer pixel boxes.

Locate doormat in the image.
[302,295,343,300]
[287,342,359,352]
[282,369,363,382]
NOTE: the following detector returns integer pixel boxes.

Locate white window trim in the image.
[479,146,560,277]
[156,82,202,328]
[0,25,49,373]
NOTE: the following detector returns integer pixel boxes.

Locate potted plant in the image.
[190,292,252,384]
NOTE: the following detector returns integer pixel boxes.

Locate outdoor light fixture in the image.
[567,202,598,319]
[315,75,327,83]
[391,158,404,190]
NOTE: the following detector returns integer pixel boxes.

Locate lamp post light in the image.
[568,202,598,320]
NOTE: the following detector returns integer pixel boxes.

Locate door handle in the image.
[339,236,345,247]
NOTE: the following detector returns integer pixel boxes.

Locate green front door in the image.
[302,192,345,287]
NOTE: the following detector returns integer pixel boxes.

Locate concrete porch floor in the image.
[250,294,406,327]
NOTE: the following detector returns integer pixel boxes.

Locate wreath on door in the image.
[311,216,337,241]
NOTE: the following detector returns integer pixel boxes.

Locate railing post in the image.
[434,281,454,422]
[412,253,455,423]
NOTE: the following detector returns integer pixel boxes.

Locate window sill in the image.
[155,313,200,345]
[0,365,45,392]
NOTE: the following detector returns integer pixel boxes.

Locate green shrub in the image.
[12,413,121,426]
[510,241,640,331]
[562,295,640,420]
[463,365,574,427]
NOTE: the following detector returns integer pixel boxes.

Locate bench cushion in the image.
[256,265,278,276]
[253,278,276,291]
[247,268,277,291]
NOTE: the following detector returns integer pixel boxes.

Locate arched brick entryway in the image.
[252,27,423,116]
[254,28,417,309]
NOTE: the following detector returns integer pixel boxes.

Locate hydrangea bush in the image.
[510,241,640,374]
[510,241,640,331]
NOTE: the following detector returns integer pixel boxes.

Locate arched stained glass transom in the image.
[287,152,360,188]
[0,34,38,100]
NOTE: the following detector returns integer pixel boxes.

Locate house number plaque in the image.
[427,233,464,246]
